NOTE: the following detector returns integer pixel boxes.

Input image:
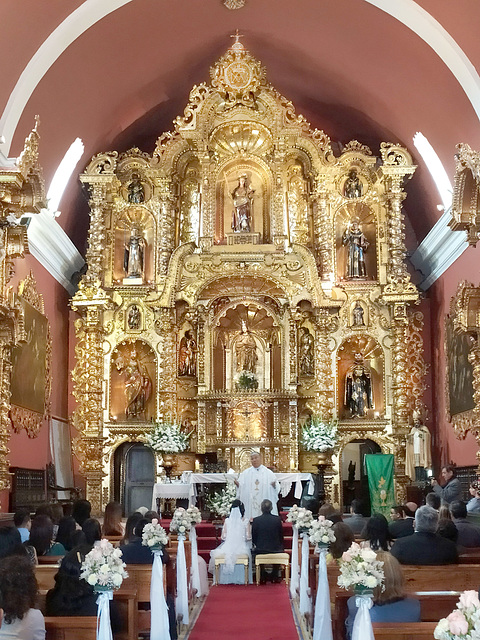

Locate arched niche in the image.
[110,339,156,421]
[285,159,311,245]
[213,302,279,391]
[113,206,155,285]
[335,202,377,282]
[337,335,384,420]
[340,437,382,512]
[215,159,271,243]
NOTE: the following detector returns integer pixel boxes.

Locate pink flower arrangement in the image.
[434,590,480,639]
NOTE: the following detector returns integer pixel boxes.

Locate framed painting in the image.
[445,314,475,433]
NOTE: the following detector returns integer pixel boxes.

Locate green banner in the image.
[365,453,395,517]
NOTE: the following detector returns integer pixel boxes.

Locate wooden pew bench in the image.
[44,616,97,640]
[372,622,438,639]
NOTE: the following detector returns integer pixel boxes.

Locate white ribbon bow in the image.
[96,590,113,640]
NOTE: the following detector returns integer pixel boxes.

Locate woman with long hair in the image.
[209,499,252,584]
[345,552,421,639]
[122,512,143,545]
[81,519,101,547]
[102,502,124,537]
[361,513,393,551]
[328,522,354,561]
[29,515,66,557]
[467,480,480,513]
[0,555,45,639]
[55,517,77,552]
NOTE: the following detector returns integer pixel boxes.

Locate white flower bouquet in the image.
[434,590,480,639]
[147,418,191,454]
[80,539,128,591]
[301,416,338,452]
[185,505,202,526]
[141,518,169,550]
[286,505,314,533]
[308,515,336,548]
[235,370,258,390]
[169,507,193,536]
[337,542,384,593]
[206,483,238,517]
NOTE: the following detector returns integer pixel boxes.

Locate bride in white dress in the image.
[209,500,252,584]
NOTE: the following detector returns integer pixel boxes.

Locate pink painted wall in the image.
[428,243,480,470]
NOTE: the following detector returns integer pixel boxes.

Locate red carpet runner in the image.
[188,584,299,640]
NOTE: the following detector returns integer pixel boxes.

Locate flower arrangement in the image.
[301,416,338,452]
[337,542,384,593]
[205,482,238,517]
[185,505,202,526]
[286,505,314,533]
[141,518,169,550]
[169,507,194,536]
[308,515,336,548]
[434,590,480,639]
[235,370,258,390]
[147,418,191,454]
[80,539,128,591]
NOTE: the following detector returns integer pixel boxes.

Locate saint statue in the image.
[114,348,152,419]
[342,219,369,278]
[178,330,197,377]
[345,353,373,418]
[405,414,432,481]
[124,224,145,279]
[299,326,314,376]
[344,169,363,198]
[127,305,141,330]
[127,173,145,203]
[235,321,258,373]
[352,302,365,326]
[231,174,254,232]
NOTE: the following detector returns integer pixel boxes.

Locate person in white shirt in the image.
[235,452,279,521]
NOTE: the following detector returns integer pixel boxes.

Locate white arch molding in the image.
[1,0,480,156]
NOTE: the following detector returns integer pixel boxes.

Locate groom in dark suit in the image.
[252,499,284,583]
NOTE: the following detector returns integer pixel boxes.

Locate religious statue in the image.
[124,224,145,279]
[127,173,145,203]
[178,330,197,377]
[235,321,258,373]
[344,169,363,198]
[352,302,365,326]
[114,348,152,419]
[342,219,369,278]
[127,305,141,330]
[345,353,373,418]
[231,174,254,232]
[299,326,314,375]
[405,414,432,481]
[287,165,309,244]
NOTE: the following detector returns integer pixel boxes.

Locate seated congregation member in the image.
[102,501,124,537]
[45,545,121,632]
[122,512,143,545]
[450,500,480,547]
[55,517,78,552]
[209,500,252,584]
[437,518,459,544]
[0,555,45,640]
[467,481,480,513]
[425,492,441,511]
[327,522,354,562]
[391,505,458,565]
[388,505,414,539]
[72,499,91,528]
[252,499,284,584]
[120,518,157,564]
[81,518,101,548]
[344,500,367,536]
[29,515,66,558]
[0,527,27,560]
[361,513,393,551]
[345,552,420,640]
[13,510,31,543]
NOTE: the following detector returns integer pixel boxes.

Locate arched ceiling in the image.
[2,0,480,253]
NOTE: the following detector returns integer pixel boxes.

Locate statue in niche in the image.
[235,321,258,373]
[124,224,145,279]
[231,174,254,232]
[345,352,374,418]
[128,305,141,330]
[287,165,309,244]
[127,173,145,203]
[180,179,200,244]
[299,326,314,376]
[114,348,152,419]
[352,302,365,326]
[344,169,363,198]
[178,330,197,377]
[342,219,369,278]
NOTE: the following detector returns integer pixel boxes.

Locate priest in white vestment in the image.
[235,452,280,520]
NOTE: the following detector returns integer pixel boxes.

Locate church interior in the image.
[2,0,480,521]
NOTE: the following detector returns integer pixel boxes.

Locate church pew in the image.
[372,622,438,639]
[44,616,97,640]
[38,555,63,565]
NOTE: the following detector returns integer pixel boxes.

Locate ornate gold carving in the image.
[449,143,480,245]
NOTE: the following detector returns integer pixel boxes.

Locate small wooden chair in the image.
[214,554,249,585]
[255,553,290,586]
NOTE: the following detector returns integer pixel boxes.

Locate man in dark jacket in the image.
[252,499,284,583]
[432,465,463,505]
[391,505,458,565]
[450,500,480,547]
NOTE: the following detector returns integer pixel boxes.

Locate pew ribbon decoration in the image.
[299,532,312,615]
[312,547,333,640]
[142,519,170,640]
[286,505,313,601]
[289,526,299,598]
[79,539,128,640]
[176,534,189,625]
[189,526,202,597]
[352,593,374,640]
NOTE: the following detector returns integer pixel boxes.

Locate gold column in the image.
[156,177,175,278]
[313,309,335,418]
[197,400,206,454]
[156,307,176,417]
[289,399,298,470]
[312,177,333,280]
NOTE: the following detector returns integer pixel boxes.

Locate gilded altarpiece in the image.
[72,38,426,511]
